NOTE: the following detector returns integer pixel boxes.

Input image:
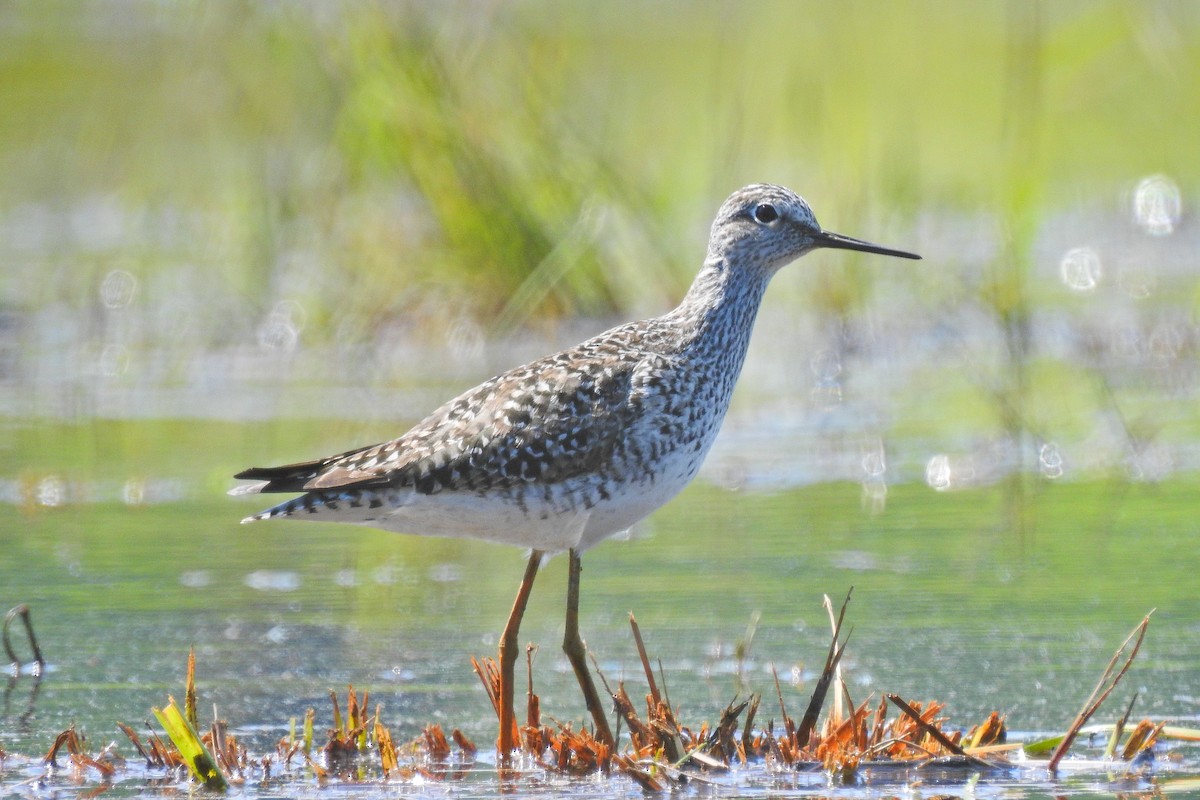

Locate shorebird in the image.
[232,184,919,760]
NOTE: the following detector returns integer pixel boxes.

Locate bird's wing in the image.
[257,335,663,497]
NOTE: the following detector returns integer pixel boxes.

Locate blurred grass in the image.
[0,1,1197,493]
[1,1,1196,331]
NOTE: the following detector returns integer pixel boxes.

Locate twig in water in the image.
[1048,610,1154,772]
[524,643,541,736]
[4,605,45,676]
[586,649,619,742]
[796,587,853,747]
[1104,692,1138,759]
[886,694,979,762]
[470,656,501,719]
[185,648,198,731]
[738,693,759,763]
[628,613,660,706]
[771,664,794,743]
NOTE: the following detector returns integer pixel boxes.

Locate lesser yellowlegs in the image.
[232,183,920,759]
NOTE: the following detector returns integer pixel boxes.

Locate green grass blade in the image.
[153,696,227,791]
[1023,734,1063,756]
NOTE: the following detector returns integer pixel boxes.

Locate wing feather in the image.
[231,317,674,503]
[298,331,654,496]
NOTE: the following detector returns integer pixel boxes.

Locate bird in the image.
[232,183,920,761]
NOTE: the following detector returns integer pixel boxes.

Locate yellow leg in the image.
[562,548,615,747]
[498,550,541,763]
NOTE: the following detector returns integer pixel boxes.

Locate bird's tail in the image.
[231,446,387,523]
[237,486,386,524]
[238,492,326,524]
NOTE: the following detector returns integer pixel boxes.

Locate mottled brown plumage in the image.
[232,184,919,759]
[234,184,918,552]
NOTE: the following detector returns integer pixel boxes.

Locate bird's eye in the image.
[753,203,779,224]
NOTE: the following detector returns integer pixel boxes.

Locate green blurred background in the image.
[2,1,1196,471]
[1,0,1198,772]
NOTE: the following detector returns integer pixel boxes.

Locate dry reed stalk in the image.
[1048,611,1153,772]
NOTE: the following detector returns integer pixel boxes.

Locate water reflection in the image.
[243,570,302,592]
[3,605,46,679]
[1,479,1197,796]
[2,605,45,736]
[178,570,212,588]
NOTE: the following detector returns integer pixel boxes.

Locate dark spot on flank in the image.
[517,451,543,479]
[423,463,455,492]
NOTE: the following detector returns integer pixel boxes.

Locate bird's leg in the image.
[562,548,615,748]
[498,550,541,764]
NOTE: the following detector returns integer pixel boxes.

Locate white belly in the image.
[575,447,704,550]
[316,440,706,555]
[341,488,589,552]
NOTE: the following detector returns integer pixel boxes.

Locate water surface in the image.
[3,454,1197,796]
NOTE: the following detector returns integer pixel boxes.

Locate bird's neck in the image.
[667,256,771,365]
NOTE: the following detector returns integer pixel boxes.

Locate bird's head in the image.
[707,184,920,273]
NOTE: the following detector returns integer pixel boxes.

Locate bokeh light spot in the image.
[100,269,138,308]
[257,300,305,351]
[1059,247,1101,292]
[122,478,145,505]
[36,475,67,507]
[925,454,952,492]
[1039,442,1064,479]
[1132,174,1181,236]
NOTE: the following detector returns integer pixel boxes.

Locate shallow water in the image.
[3,462,1198,797]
